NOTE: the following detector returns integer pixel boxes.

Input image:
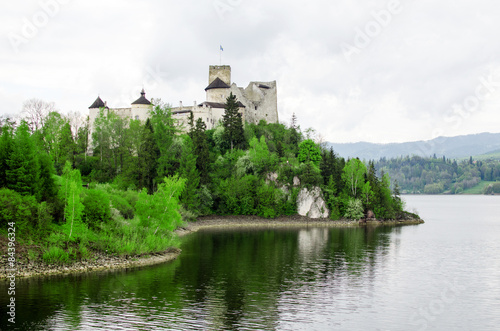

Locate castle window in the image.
[255,106,257,110]
[135,115,139,120]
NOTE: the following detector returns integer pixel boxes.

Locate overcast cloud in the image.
[1,0,500,143]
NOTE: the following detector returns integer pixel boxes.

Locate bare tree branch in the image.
[21,98,55,132]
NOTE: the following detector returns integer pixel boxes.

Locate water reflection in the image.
[0,225,400,330]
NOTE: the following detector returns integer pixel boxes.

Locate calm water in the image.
[1,195,500,330]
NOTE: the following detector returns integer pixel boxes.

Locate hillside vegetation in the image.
[375,155,500,194]
[0,95,409,263]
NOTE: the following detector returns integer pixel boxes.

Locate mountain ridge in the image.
[325,132,500,160]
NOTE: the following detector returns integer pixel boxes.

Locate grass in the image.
[42,246,70,263]
[35,215,180,264]
[459,150,500,161]
[461,180,494,194]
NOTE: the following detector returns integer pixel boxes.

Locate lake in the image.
[1,195,500,330]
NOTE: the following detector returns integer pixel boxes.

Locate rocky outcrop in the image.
[297,187,329,218]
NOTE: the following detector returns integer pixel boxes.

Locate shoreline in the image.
[177,214,424,235]
[1,215,423,280]
[0,248,181,280]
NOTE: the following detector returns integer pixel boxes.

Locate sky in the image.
[1,0,500,143]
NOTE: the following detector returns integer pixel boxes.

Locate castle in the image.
[88,65,278,135]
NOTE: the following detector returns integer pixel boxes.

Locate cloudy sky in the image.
[2,0,500,143]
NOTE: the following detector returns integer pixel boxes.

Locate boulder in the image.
[297,187,329,218]
[293,176,301,186]
[366,210,376,220]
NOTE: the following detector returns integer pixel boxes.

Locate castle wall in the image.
[131,104,151,122]
[206,88,230,103]
[209,65,231,85]
[229,81,278,124]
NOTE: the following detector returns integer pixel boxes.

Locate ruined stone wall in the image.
[230,81,278,124]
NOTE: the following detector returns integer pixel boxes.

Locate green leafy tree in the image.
[177,136,200,212]
[298,139,321,166]
[248,136,275,175]
[222,92,246,152]
[82,189,111,228]
[342,158,367,198]
[150,103,178,180]
[56,122,76,172]
[61,162,85,240]
[136,175,186,232]
[42,111,66,166]
[361,181,373,206]
[344,198,364,219]
[91,108,114,180]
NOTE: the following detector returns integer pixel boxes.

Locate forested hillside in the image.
[375,155,500,194]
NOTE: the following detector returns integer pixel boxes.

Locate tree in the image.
[248,136,273,175]
[6,121,39,197]
[42,111,66,167]
[61,162,85,240]
[361,181,373,206]
[67,111,84,139]
[150,103,178,180]
[21,98,55,132]
[342,158,367,198]
[192,118,210,184]
[298,139,322,166]
[136,175,186,232]
[57,122,76,171]
[138,118,159,193]
[91,108,114,181]
[0,123,14,187]
[222,92,245,152]
[36,153,57,202]
[178,136,200,211]
[344,198,364,219]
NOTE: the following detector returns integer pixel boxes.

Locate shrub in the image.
[344,198,364,220]
[82,189,111,228]
[110,194,134,219]
[0,188,38,230]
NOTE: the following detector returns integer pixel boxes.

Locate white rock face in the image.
[297,187,329,219]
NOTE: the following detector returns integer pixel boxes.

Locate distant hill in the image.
[326,132,500,160]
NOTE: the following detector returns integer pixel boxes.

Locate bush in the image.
[484,182,500,194]
[82,189,111,228]
[344,198,364,220]
[110,194,134,219]
[0,188,38,230]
